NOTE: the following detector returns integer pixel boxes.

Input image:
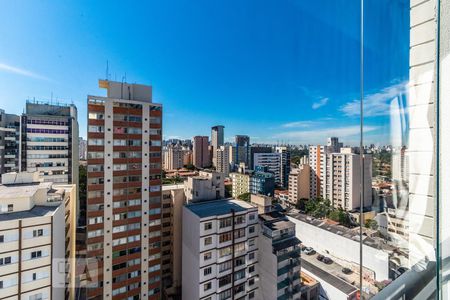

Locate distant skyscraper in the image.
[22,100,79,185]
[233,135,250,168]
[86,79,163,299]
[211,125,224,166]
[193,136,210,168]
[275,146,291,188]
[215,145,230,176]
[79,137,87,160]
[327,137,343,153]
[0,109,20,175]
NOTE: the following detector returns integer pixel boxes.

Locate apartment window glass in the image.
[204,236,212,246]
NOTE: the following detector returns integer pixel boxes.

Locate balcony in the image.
[277,248,301,262]
[277,259,300,276]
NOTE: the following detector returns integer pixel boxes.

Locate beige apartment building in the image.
[163,144,184,171]
[0,172,76,300]
[288,164,310,205]
[161,184,185,299]
[230,171,251,199]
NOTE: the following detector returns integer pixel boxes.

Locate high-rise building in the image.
[163,143,184,170]
[0,109,20,175]
[323,149,373,210]
[79,137,88,160]
[308,145,327,200]
[86,79,163,299]
[193,136,210,168]
[327,137,343,153]
[184,170,224,202]
[252,195,302,300]
[182,199,259,300]
[211,125,224,166]
[288,164,311,205]
[253,152,281,185]
[215,145,230,176]
[275,146,291,188]
[161,184,185,298]
[232,135,250,168]
[22,100,79,185]
[0,172,77,300]
[250,145,272,169]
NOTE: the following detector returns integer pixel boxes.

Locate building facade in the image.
[193,136,210,169]
[215,146,230,176]
[323,150,372,210]
[249,166,275,197]
[0,109,20,175]
[275,146,291,188]
[161,184,185,298]
[253,152,281,185]
[86,79,163,299]
[184,171,224,202]
[288,164,311,205]
[211,125,224,167]
[0,172,77,300]
[22,101,79,185]
[182,199,259,300]
[163,143,184,171]
[230,165,251,198]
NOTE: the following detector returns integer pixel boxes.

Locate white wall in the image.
[182,207,201,300]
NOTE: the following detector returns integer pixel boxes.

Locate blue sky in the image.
[0,0,409,145]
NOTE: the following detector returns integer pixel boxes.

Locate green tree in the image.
[365,219,378,230]
[237,192,251,202]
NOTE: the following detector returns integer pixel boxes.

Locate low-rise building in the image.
[184,171,224,202]
[0,172,77,300]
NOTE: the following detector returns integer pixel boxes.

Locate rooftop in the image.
[0,205,59,221]
[287,210,395,251]
[0,181,52,199]
[162,184,185,191]
[185,199,255,218]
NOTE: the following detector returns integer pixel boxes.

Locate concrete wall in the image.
[288,216,389,280]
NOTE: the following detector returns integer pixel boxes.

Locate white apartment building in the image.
[215,146,230,177]
[0,172,77,300]
[184,171,225,202]
[253,152,281,185]
[323,151,372,210]
[23,101,79,185]
[182,199,259,300]
[288,164,310,205]
[308,145,327,200]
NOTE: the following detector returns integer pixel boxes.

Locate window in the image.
[219,260,232,273]
[204,222,212,231]
[219,232,232,243]
[248,239,255,247]
[204,237,212,246]
[249,226,255,234]
[203,282,211,291]
[33,229,44,237]
[0,256,12,265]
[249,214,256,221]
[219,289,232,300]
[203,266,212,276]
[204,252,212,261]
[32,273,37,281]
[248,265,255,273]
[0,235,3,243]
[249,252,255,260]
[31,251,42,259]
[7,204,13,212]
[219,217,232,228]
[218,274,232,287]
[219,246,232,258]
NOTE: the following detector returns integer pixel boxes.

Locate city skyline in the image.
[0,0,409,145]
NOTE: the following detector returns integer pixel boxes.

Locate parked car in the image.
[304,247,316,255]
[342,267,352,274]
[316,254,325,261]
[323,257,333,264]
